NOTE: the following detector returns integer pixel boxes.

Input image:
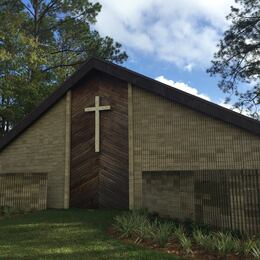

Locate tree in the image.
[0,0,127,135]
[207,0,260,118]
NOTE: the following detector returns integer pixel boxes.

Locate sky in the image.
[93,0,237,109]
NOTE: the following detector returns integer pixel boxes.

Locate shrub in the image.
[174,226,186,240]
[147,211,160,222]
[192,229,259,257]
[113,210,177,246]
[135,217,152,243]
[113,211,148,238]
[178,233,192,255]
[113,213,136,238]
[192,229,204,244]
[0,206,20,217]
[212,232,238,256]
[173,226,192,254]
[113,211,260,258]
[134,208,149,216]
[183,218,196,235]
[189,222,212,235]
[150,220,175,247]
[235,239,255,256]
[251,241,260,259]
[229,229,245,240]
[193,229,215,251]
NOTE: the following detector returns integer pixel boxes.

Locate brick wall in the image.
[142,170,260,235]
[129,86,260,209]
[0,173,47,211]
[0,94,71,209]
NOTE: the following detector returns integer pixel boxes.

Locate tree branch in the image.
[38,0,58,25]
[39,11,86,33]
[18,0,35,18]
[41,60,85,72]
[50,49,84,55]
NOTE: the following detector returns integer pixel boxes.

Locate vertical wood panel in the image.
[99,74,129,209]
[70,72,129,209]
[70,74,99,208]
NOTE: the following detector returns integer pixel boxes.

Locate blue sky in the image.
[93,0,237,108]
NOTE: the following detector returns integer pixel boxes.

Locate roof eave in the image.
[1,57,260,151]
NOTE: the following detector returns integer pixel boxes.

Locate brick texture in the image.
[0,173,47,211]
[130,87,260,209]
[0,96,69,208]
[143,170,260,235]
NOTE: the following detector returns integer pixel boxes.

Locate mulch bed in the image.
[108,227,255,260]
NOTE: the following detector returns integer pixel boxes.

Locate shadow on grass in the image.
[0,209,180,260]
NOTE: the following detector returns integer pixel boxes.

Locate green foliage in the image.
[177,232,192,255]
[182,218,196,235]
[113,212,139,238]
[192,229,215,251]
[0,205,21,217]
[0,209,180,259]
[212,232,239,256]
[113,210,152,240]
[134,208,150,217]
[251,241,260,259]
[173,226,185,240]
[150,220,175,248]
[113,211,176,248]
[193,228,260,257]
[113,210,260,258]
[237,239,256,256]
[173,226,193,254]
[136,218,152,242]
[0,0,128,134]
[207,0,260,118]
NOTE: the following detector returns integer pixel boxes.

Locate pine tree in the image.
[207,0,260,118]
[0,0,127,135]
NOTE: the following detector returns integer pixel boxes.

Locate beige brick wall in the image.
[0,173,48,211]
[0,93,71,209]
[142,170,260,235]
[130,86,260,208]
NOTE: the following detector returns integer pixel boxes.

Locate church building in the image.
[0,58,259,234]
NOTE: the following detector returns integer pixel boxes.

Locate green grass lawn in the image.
[0,209,181,259]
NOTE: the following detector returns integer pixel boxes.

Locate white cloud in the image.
[217,100,253,117]
[217,100,251,116]
[155,76,254,117]
[218,100,239,111]
[155,75,256,118]
[184,64,194,72]
[155,75,211,101]
[94,0,235,69]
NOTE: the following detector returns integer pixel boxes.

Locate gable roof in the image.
[1,57,260,151]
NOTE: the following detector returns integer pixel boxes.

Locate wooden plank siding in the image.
[70,71,129,209]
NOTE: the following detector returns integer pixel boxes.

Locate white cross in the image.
[84,96,111,153]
